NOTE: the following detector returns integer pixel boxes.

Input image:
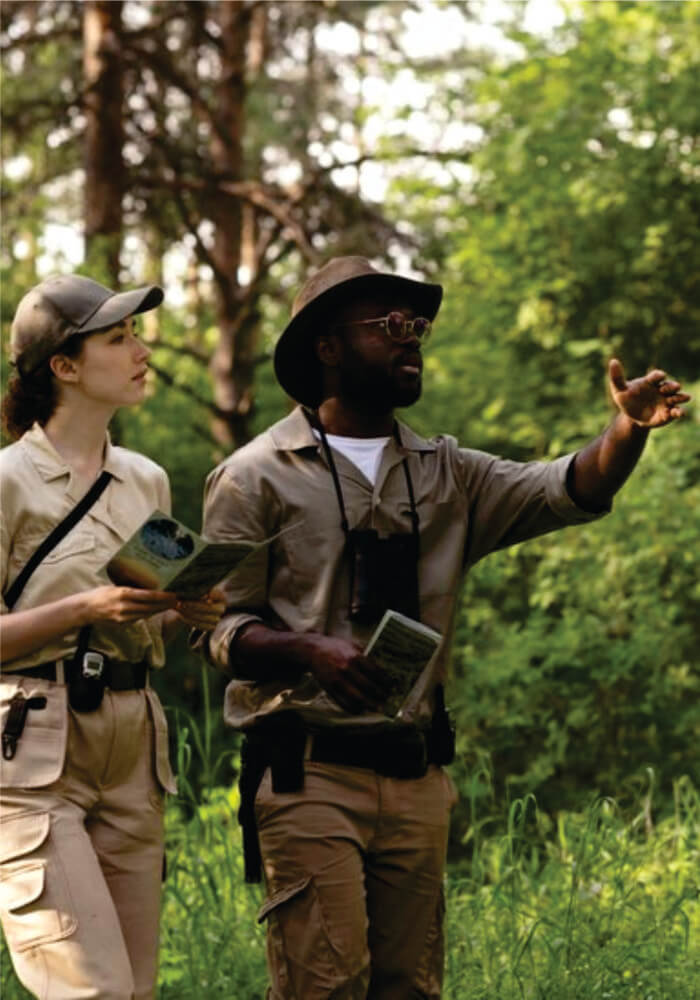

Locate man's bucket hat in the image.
[10,274,164,377]
[273,255,443,406]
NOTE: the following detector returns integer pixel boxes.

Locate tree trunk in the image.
[208,0,259,451]
[83,0,124,284]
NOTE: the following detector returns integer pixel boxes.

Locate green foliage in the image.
[404,0,700,455]
[446,415,700,838]
[444,777,700,999]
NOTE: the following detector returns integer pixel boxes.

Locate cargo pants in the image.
[254,758,457,1000]
[0,674,174,1000]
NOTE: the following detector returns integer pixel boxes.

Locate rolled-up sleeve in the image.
[197,464,270,671]
[455,446,610,568]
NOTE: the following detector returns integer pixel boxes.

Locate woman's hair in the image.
[2,332,88,439]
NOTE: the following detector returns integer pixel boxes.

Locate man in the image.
[199,256,690,1000]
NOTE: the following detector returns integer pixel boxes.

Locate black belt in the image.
[6,659,148,691]
[310,725,438,779]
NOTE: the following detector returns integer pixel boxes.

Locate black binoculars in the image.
[346,528,420,625]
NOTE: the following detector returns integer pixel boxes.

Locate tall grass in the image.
[1,694,698,998]
[444,776,700,999]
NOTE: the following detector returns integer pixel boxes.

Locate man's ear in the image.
[316,332,342,368]
[49,354,79,383]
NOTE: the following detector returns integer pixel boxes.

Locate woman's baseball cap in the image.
[10,274,164,377]
[273,256,443,406]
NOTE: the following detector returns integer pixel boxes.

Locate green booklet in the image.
[365,609,442,718]
[104,510,281,599]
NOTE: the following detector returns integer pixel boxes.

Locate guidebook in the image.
[104,511,284,599]
[364,609,443,718]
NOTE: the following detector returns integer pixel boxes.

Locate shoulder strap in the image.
[4,470,113,610]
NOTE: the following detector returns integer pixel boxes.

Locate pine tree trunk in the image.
[83,0,124,284]
[208,0,259,451]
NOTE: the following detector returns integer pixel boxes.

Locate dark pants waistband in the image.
[310,725,436,779]
[5,659,148,691]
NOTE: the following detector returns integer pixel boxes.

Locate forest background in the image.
[1,1,698,996]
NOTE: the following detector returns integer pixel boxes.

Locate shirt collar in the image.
[20,422,126,484]
[269,406,436,454]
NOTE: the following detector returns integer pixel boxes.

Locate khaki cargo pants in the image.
[255,759,457,1000]
[0,683,168,1000]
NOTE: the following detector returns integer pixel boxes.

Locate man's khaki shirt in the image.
[202,406,608,731]
[1,423,170,670]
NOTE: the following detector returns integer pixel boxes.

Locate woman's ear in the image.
[49,354,79,383]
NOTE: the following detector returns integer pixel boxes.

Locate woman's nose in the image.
[135,338,151,362]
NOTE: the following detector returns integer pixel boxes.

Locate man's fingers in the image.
[355,657,393,696]
[331,681,368,714]
[645,368,667,386]
[608,358,627,391]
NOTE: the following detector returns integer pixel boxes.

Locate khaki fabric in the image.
[255,760,456,1000]
[1,422,170,670]
[0,423,176,795]
[0,690,166,1000]
[0,425,177,997]
[201,406,608,730]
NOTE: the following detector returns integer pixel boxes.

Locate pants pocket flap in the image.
[257,875,311,924]
[0,860,45,911]
[0,811,50,863]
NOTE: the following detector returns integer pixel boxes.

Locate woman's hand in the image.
[172,587,226,631]
[81,585,179,624]
[0,586,180,664]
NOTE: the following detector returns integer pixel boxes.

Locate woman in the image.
[0,274,224,1000]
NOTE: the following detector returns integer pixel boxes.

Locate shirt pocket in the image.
[0,679,68,789]
[38,528,95,565]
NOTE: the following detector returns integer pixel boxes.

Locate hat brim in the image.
[274,272,443,407]
[80,285,164,333]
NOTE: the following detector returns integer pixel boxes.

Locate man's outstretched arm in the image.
[569,358,691,512]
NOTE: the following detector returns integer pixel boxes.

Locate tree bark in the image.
[83,0,124,283]
[207,0,260,451]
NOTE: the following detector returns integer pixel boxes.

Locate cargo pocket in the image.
[257,875,362,998]
[0,679,68,789]
[144,688,177,795]
[0,811,77,953]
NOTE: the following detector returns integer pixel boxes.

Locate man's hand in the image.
[174,587,226,631]
[609,358,691,428]
[305,634,392,715]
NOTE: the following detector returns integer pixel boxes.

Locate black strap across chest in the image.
[4,470,113,610]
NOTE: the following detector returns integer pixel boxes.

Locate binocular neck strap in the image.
[308,410,419,541]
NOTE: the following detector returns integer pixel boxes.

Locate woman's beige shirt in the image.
[1,423,170,671]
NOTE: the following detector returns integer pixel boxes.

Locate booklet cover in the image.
[104,510,277,599]
[364,609,443,718]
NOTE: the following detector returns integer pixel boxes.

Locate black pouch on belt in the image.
[67,628,106,713]
[426,684,456,766]
[237,712,307,883]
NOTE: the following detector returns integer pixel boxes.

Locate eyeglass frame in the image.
[332,310,433,343]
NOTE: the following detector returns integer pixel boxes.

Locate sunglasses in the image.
[335,311,432,343]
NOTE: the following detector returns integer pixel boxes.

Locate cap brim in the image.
[274,272,443,406]
[80,285,164,333]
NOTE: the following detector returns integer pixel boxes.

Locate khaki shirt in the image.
[1,423,170,670]
[202,406,608,730]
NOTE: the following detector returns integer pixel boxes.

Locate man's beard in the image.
[338,364,422,411]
